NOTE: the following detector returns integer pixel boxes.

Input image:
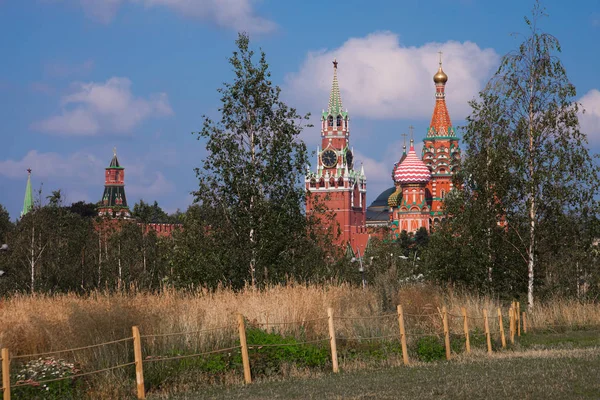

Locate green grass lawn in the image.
[148,330,600,400]
[157,348,600,399]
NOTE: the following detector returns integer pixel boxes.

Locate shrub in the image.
[244,328,329,376]
[416,336,445,362]
[13,357,84,400]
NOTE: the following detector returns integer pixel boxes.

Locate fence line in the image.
[143,346,242,364]
[248,338,328,348]
[338,334,399,341]
[11,362,136,389]
[11,337,134,360]
[334,313,397,321]
[254,317,329,326]
[140,324,234,339]
[7,299,592,400]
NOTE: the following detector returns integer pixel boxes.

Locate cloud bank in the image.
[285,32,499,122]
[32,77,172,136]
[579,89,600,144]
[77,0,276,33]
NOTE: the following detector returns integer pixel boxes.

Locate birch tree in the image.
[193,33,313,288]
[462,2,599,308]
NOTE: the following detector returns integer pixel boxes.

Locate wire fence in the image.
[2,301,595,400]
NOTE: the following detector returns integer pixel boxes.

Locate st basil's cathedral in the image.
[305,57,461,255]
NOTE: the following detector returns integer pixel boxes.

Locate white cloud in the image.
[0,150,176,207]
[285,32,499,123]
[32,77,173,136]
[0,150,103,180]
[128,172,175,197]
[76,0,276,33]
[579,89,600,144]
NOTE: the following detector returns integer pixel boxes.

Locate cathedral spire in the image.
[325,59,345,117]
[21,169,34,218]
[428,54,455,138]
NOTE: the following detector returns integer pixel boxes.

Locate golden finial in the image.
[434,51,448,84]
[409,125,415,146]
[333,58,338,69]
[113,147,117,157]
[401,133,407,150]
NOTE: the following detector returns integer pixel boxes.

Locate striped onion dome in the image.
[394,143,431,184]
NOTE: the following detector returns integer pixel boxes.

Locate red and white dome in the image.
[394,144,431,184]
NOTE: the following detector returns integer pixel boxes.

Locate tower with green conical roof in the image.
[98,148,130,218]
[21,168,34,218]
[305,59,368,255]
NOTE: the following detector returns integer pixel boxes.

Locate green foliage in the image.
[243,327,329,376]
[144,351,240,390]
[189,33,328,289]
[132,200,177,224]
[338,340,403,362]
[428,3,600,302]
[13,358,84,400]
[416,336,445,362]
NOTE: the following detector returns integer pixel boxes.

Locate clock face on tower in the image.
[321,149,337,168]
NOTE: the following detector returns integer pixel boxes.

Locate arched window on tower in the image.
[328,116,334,127]
[336,115,342,127]
[441,189,446,199]
[310,179,316,188]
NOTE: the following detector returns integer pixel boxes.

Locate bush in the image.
[13,357,84,400]
[416,336,445,362]
[244,328,329,376]
[144,350,241,390]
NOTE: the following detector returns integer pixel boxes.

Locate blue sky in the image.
[1,0,599,219]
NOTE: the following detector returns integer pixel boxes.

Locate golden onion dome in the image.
[433,64,448,84]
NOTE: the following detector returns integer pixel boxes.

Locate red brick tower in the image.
[305,60,367,252]
[98,148,131,218]
[422,55,461,227]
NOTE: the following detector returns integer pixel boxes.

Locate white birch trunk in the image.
[30,225,35,294]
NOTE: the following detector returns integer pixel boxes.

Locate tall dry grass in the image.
[1,283,599,398]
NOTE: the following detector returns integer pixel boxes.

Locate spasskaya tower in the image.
[305,60,368,253]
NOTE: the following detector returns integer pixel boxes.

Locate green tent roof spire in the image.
[109,146,121,168]
[21,169,34,218]
[323,59,347,118]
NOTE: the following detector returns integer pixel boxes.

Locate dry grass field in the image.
[1,283,599,398]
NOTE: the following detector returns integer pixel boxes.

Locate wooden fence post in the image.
[132,326,146,400]
[442,306,451,360]
[462,307,470,354]
[327,307,339,373]
[517,302,521,337]
[497,308,506,348]
[509,307,515,345]
[397,305,409,365]
[237,314,252,384]
[2,348,10,400]
[522,312,527,334]
[483,309,492,355]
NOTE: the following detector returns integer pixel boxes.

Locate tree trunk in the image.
[30,225,35,294]
[98,233,102,287]
[527,102,536,310]
[249,127,257,289]
[118,240,122,291]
